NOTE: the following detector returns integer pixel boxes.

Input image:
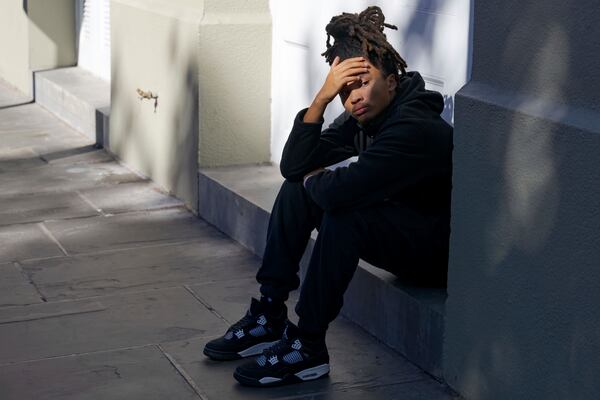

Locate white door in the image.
[270,0,472,164]
[76,0,111,81]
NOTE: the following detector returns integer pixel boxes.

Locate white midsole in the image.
[257,363,330,385]
[294,363,330,381]
[237,340,279,357]
[259,376,282,384]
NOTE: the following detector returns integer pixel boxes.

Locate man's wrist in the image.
[303,168,326,188]
[303,174,313,188]
[303,97,329,123]
[313,94,332,107]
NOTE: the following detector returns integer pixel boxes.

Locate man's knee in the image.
[280,179,304,193]
[276,179,323,211]
[275,179,307,207]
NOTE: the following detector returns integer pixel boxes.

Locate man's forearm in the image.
[303,96,329,123]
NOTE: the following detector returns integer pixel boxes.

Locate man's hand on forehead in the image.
[303,56,370,123]
[317,56,371,104]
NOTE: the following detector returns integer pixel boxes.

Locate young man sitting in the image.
[203,6,453,387]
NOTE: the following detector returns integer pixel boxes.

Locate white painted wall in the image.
[270,0,473,165]
[76,0,111,81]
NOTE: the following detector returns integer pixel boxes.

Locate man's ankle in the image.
[259,295,286,318]
[296,322,327,348]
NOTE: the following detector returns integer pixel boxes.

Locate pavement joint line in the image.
[75,190,105,216]
[29,237,246,262]
[5,267,261,305]
[16,238,208,263]
[13,253,67,264]
[0,203,189,229]
[0,184,139,199]
[0,283,255,309]
[0,343,156,368]
[183,285,230,324]
[0,285,191,308]
[0,305,106,325]
[37,222,69,256]
[254,378,434,400]
[104,204,188,215]
[0,212,103,229]
[157,344,210,400]
[335,378,461,398]
[12,261,47,302]
[332,378,433,392]
[187,275,261,290]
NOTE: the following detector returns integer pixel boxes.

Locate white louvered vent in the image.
[76,0,111,81]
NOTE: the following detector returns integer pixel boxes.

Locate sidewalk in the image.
[0,81,457,400]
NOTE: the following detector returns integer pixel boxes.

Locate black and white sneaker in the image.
[233,322,330,387]
[203,298,287,361]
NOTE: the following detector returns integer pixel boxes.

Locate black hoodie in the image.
[280,71,453,208]
[279,71,453,263]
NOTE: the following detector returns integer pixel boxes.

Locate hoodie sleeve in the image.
[304,120,435,212]
[279,109,359,182]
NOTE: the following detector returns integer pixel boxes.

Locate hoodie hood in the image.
[362,71,445,137]
[395,71,445,114]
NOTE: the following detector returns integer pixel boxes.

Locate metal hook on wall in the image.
[136,88,159,112]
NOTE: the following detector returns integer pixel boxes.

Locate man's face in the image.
[338,60,397,125]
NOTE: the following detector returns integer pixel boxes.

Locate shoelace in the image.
[262,337,297,360]
[228,312,255,335]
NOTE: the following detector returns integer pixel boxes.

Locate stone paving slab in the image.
[0,262,43,307]
[0,104,93,158]
[0,129,91,158]
[22,240,259,301]
[0,160,143,196]
[0,191,99,226]
[0,298,106,325]
[0,79,31,108]
[0,104,89,139]
[0,103,72,131]
[0,147,46,171]
[160,318,428,400]
[0,286,226,365]
[43,208,218,256]
[0,346,200,400]
[0,223,64,263]
[79,181,184,214]
[189,277,280,324]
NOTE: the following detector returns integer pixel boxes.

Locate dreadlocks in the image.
[321,6,408,80]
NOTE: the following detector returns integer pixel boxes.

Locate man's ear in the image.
[386,74,398,93]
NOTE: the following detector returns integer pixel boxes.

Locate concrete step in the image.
[34,67,110,146]
[198,164,447,378]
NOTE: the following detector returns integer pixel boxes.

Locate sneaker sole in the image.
[233,363,330,387]
[203,340,279,361]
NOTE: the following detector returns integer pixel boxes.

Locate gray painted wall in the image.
[444,1,600,399]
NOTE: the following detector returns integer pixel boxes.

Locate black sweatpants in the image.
[256,179,442,335]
